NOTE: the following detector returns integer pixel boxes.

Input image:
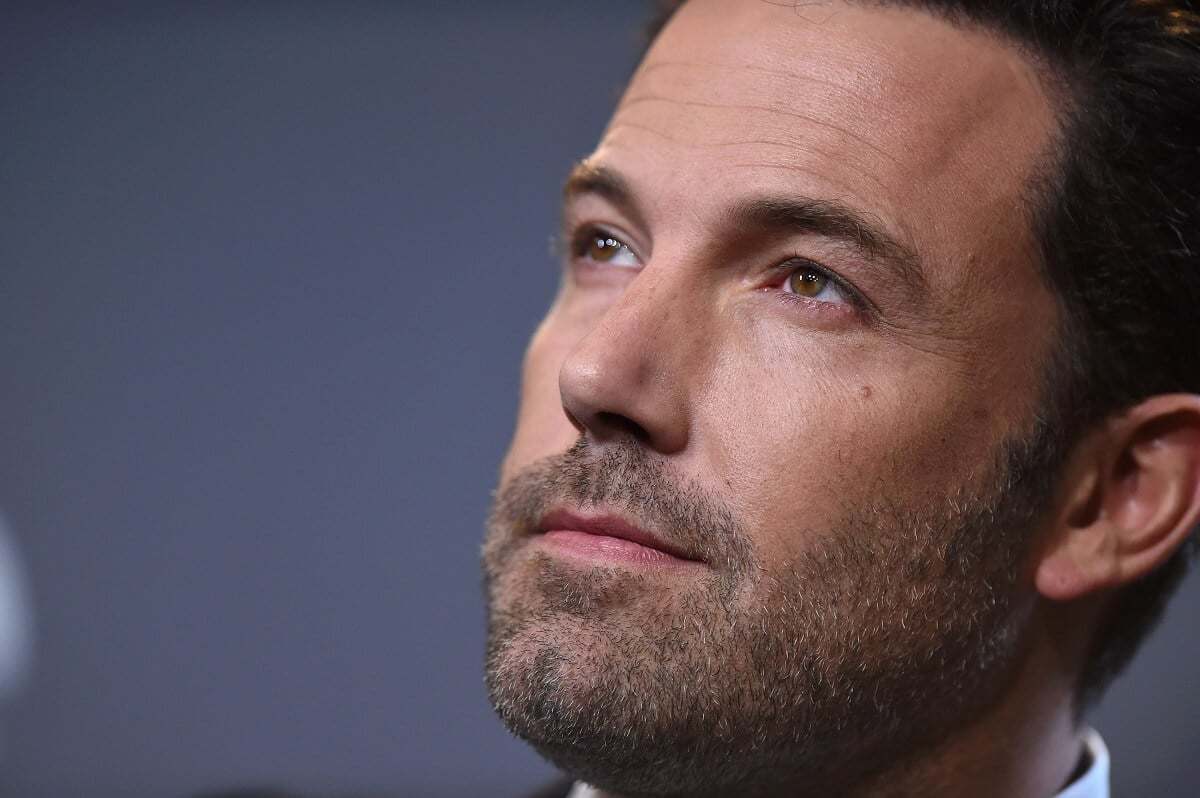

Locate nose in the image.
[558,271,693,454]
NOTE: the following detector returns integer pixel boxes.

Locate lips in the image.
[536,508,702,566]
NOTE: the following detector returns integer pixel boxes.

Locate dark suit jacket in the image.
[523,778,573,798]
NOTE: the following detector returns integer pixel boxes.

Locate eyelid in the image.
[562,194,645,253]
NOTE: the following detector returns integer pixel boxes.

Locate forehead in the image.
[595,0,1057,290]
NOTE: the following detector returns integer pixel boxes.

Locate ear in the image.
[1036,394,1200,601]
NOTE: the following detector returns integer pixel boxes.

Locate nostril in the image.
[557,324,689,453]
[594,411,651,443]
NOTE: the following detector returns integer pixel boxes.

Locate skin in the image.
[505,0,1060,538]
[486,1,1200,796]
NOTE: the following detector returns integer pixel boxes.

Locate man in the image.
[483,0,1200,796]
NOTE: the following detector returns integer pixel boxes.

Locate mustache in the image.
[490,437,755,580]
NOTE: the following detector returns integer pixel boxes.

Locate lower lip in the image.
[539,529,698,568]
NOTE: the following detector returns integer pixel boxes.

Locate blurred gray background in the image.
[0,2,1196,796]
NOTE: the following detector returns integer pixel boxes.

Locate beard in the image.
[483,432,1054,798]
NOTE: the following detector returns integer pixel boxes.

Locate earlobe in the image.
[1035,395,1200,602]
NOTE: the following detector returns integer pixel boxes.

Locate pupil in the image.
[592,237,619,261]
[791,269,825,297]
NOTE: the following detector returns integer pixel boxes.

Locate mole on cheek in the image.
[859,385,873,399]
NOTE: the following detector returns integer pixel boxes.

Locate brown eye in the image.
[780,261,850,305]
[590,236,626,262]
[787,267,829,298]
[579,231,639,267]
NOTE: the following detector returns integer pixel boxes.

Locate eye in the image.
[782,261,850,304]
[572,228,641,268]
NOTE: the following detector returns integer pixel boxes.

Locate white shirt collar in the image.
[1055,728,1110,798]
[564,728,1110,798]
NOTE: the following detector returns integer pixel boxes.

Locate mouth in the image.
[534,508,705,568]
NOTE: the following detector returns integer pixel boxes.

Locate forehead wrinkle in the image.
[615,93,899,168]
[604,117,888,191]
[602,120,694,149]
[631,57,885,97]
[627,59,882,98]
[611,129,896,197]
[626,24,1050,168]
[625,49,923,118]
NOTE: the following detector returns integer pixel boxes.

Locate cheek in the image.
[696,332,873,553]
[706,401,869,556]
[696,331,1017,560]
[499,311,580,483]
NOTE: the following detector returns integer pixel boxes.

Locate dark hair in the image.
[640,0,1200,709]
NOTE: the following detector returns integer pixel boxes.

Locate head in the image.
[483,1,1200,795]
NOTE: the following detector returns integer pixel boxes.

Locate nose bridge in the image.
[558,257,702,452]
[606,263,690,364]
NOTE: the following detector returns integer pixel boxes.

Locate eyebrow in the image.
[562,162,929,302]
[729,196,928,298]
[562,162,649,232]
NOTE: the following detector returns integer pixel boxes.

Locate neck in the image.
[869,640,1080,796]
[835,597,1093,798]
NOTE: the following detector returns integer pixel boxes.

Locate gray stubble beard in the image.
[483,438,1041,797]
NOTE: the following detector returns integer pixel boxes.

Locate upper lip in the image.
[537,508,701,562]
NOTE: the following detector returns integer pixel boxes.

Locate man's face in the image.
[485,1,1061,794]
